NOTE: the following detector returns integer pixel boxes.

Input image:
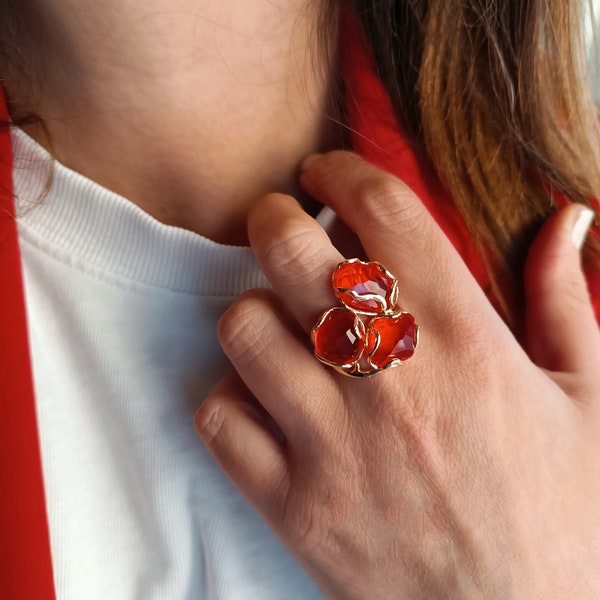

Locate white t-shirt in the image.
[13,127,348,600]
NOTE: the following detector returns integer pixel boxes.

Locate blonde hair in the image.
[350,0,600,317]
[3,0,599,316]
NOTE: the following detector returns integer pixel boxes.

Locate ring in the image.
[311,258,419,377]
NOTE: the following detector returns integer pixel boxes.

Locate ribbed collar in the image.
[12,127,341,297]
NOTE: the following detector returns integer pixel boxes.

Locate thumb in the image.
[524,203,599,374]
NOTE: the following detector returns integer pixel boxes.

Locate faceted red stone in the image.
[313,308,365,366]
[333,260,395,315]
[366,312,418,370]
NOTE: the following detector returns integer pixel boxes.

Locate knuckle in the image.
[429,312,512,408]
[217,294,273,365]
[196,402,244,475]
[195,400,226,448]
[262,220,329,283]
[284,499,331,554]
[281,476,358,558]
[376,375,437,435]
[429,292,497,363]
[355,177,426,233]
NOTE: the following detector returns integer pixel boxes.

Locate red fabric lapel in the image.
[340,7,489,293]
[340,6,600,323]
[0,87,56,599]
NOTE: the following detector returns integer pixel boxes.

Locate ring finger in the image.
[217,288,342,443]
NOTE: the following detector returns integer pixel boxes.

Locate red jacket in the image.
[1,12,598,599]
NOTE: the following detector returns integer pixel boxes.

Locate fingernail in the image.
[194,405,221,439]
[571,207,595,250]
[301,153,321,172]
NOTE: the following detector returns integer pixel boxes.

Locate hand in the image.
[195,151,600,599]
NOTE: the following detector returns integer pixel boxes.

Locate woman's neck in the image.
[6,0,339,245]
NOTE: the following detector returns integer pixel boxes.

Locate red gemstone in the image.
[366,312,418,369]
[333,260,396,315]
[313,308,365,366]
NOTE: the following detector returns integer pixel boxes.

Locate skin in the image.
[6,1,600,597]
[196,153,600,598]
[5,0,338,244]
